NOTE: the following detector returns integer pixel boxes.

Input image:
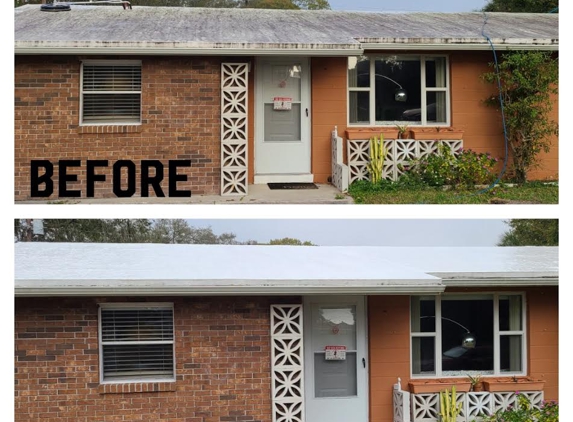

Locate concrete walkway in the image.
[17,184,354,205]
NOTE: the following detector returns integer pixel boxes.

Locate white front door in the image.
[304,296,368,422]
[255,58,312,183]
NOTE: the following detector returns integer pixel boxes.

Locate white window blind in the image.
[99,305,174,382]
[81,62,142,124]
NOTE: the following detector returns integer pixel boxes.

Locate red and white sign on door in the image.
[325,345,347,360]
[273,96,292,110]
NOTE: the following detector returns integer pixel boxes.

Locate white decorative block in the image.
[412,393,439,422]
[271,305,304,422]
[221,63,248,196]
[346,137,463,184]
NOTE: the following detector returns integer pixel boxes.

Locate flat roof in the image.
[14,6,558,55]
[14,243,557,296]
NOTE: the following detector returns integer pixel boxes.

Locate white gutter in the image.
[441,277,558,287]
[360,42,558,51]
[14,42,364,56]
[14,278,445,296]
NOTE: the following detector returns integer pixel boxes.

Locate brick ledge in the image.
[98,381,177,394]
[79,124,142,134]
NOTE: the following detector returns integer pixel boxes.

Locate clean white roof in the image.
[14,243,557,296]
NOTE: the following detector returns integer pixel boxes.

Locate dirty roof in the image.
[14,244,558,296]
[14,5,558,55]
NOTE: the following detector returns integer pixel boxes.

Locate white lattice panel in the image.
[221,63,248,196]
[393,389,411,422]
[346,138,463,183]
[332,130,349,192]
[412,393,440,422]
[271,305,304,422]
[405,390,544,422]
[466,392,492,420]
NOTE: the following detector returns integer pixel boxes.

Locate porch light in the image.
[421,316,476,349]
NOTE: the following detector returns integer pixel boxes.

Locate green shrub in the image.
[407,144,498,188]
[477,393,558,422]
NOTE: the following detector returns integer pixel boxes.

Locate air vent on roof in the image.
[40,4,71,11]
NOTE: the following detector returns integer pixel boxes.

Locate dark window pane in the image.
[349,91,370,124]
[412,337,435,375]
[426,92,447,124]
[499,295,523,331]
[411,296,435,333]
[348,57,370,88]
[500,335,523,372]
[374,57,421,123]
[425,58,446,88]
[441,298,494,373]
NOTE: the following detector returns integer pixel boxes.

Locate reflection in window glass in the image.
[426,91,447,124]
[411,296,435,333]
[441,298,494,374]
[374,57,421,124]
[499,295,522,331]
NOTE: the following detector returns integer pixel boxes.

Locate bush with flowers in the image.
[405,144,498,189]
[475,392,558,422]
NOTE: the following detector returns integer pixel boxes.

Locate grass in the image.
[348,181,558,204]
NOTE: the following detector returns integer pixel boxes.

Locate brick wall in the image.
[14,296,298,422]
[15,56,222,200]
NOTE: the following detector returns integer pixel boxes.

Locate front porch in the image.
[17,183,353,204]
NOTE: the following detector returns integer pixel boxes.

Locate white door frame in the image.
[303,295,369,422]
[254,57,312,183]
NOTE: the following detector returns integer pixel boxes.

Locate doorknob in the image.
[306,108,309,117]
[362,358,366,368]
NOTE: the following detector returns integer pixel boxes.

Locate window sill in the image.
[78,124,142,134]
[98,381,177,395]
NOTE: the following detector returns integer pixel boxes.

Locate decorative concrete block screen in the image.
[347,139,463,184]
[221,63,249,195]
[270,305,305,422]
[331,128,349,192]
[393,388,544,422]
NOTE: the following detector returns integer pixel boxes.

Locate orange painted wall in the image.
[368,287,559,422]
[449,51,558,181]
[310,57,348,183]
[304,52,558,183]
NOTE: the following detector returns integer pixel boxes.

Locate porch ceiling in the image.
[15,6,558,54]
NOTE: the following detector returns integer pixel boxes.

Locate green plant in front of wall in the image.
[367,133,387,184]
[406,144,498,189]
[439,386,462,422]
[396,124,410,139]
[467,374,482,392]
[475,393,558,422]
[482,50,558,184]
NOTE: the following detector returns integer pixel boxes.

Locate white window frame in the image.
[347,55,450,127]
[409,293,527,378]
[80,60,142,126]
[98,302,176,384]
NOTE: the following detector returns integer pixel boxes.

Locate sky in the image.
[190,219,509,246]
[328,0,490,12]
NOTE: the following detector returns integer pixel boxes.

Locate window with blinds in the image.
[81,61,142,124]
[99,304,175,382]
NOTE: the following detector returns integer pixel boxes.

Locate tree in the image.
[482,51,558,183]
[498,219,558,246]
[14,219,154,243]
[482,0,557,13]
[269,237,315,246]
